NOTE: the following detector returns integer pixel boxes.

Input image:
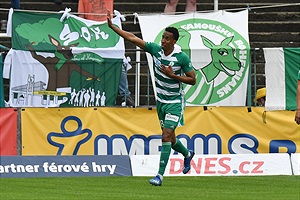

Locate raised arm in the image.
[107,10,146,50]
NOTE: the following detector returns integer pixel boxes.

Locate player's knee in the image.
[162,128,175,142]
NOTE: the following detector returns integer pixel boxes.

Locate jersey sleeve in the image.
[145,42,162,55]
[180,52,194,73]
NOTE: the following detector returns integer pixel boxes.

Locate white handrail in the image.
[0,33,9,38]
[214,0,218,11]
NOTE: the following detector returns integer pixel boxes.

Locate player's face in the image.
[161,31,176,52]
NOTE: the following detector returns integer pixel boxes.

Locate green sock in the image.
[172,138,189,157]
[158,142,172,176]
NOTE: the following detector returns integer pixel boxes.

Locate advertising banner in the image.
[0,155,132,178]
[291,153,300,175]
[21,107,300,156]
[3,9,125,107]
[138,10,250,106]
[131,153,292,176]
[0,108,17,155]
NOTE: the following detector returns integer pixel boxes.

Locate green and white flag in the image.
[138,10,250,106]
[264,48,300,111]
[0,54,4,107]
[3,9,125,107]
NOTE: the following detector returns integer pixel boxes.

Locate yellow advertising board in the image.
[21,107,300,155]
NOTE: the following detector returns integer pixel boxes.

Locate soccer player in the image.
[107,10,196,186]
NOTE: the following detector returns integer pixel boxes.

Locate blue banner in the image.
[0,156,132,178]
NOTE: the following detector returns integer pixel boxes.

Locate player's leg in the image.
[171,138,195,173]
[172,138,188,157]
[167,102,195,173]
[149,127,177,186]
[149,103,175,186]
[149,102,167,186]
[165,102,188,156]
[158,127,175,175]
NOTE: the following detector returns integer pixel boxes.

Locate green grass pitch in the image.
[0,176,299,199]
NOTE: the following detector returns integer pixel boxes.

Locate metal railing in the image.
[1,47,265,107]
[127,47,265,107]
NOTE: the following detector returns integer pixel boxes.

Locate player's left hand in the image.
[161,64,174,78]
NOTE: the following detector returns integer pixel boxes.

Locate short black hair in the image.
[165,27,179,41]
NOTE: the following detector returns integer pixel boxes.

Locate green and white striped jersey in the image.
[145,42,194,104]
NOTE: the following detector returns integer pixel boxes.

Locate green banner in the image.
[0,54,4,108]
[284,48,300,110]
[6,10,125,107]
[138,10,250,106]
[264,47,300,111]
